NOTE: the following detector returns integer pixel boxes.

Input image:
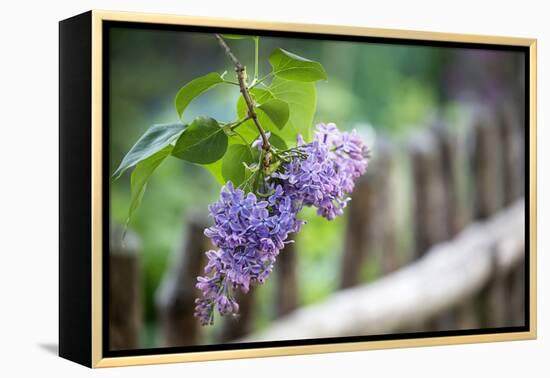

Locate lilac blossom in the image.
[194,182,303,325]
[195,123,368,325]
[273,123,369,220]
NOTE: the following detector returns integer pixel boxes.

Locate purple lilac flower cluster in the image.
[194,182,303,325]
[194,123,368,325]
[274,123,369,220]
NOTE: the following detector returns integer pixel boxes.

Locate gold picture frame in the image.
[59,9,537,368]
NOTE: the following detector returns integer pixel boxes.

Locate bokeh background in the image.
[108,26,526,350]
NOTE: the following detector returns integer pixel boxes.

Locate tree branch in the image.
[215,34,271,155]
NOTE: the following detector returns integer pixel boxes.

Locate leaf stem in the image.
[250,72,274,89]
[222,79,240,86]
[230,115,251,131]
[215,34,271,155]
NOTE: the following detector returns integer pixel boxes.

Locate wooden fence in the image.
[244,200,524,341]
[109,99,526,347]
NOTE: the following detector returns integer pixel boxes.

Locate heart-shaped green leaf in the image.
[269,48,327,82]
[204,133,252,184]
[221,144,257,186]
[172,117,228,164]
[258,99,289,130]
[128,145,172,222]
[269,77,317,143]
[175,72,224,119]
[112,122,186,180]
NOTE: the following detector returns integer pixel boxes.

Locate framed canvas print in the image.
[59,10,537,368]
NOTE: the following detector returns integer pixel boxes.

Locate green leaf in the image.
[268,132,288,150]
[269,48,327,82]
[258,99,289,129]
[203,133,251,184]
[172,116,228,164]
[175,72,223,119]
[221,144,257,186]
[112,123,186,180]
[269,77,317,143]
[249,88,274,105]
[128,145,172,222]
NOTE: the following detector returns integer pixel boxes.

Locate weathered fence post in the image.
[498,99,526,327]
[109,227,142,350]
[340,138,394,288]
[275,240,298,317]
[409,127,460,331]
[408,129,450,258]
[497,100,526,328]
[379,142,399,275]
[432,120,471,236]
[156,212,210,347]
[433,122,464,331]
[469,104,526,329]
[470,109,505,220]
[340,172,370,289]
[481,99,525,327]
[478,246,510,329]
[505,255,526,327]
[432,119,485,331]
[496,100,524,204]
